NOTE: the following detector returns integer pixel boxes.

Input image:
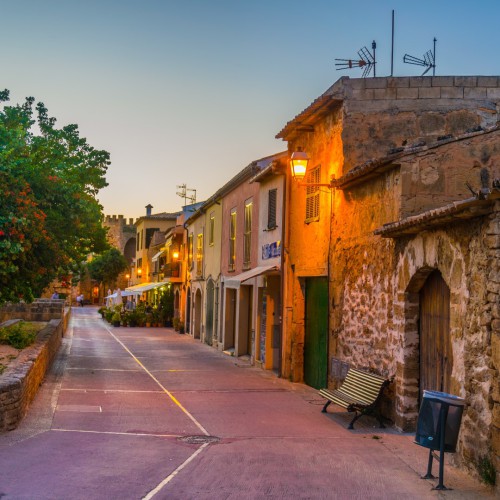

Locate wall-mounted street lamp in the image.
[137,268,142,280]
[290,147,309,181]
[290,148,335,188]
[172,250,180,260]
[125,273,130,287]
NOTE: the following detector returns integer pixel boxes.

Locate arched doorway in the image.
[419,269,452,400]
[174,290,180,319]
[194,289,202,340]
[186,287,191,334]
[206,279,214,345]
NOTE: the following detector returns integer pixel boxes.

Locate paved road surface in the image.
[0,307,493,499]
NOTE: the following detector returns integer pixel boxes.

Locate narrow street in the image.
[0,308,492,499]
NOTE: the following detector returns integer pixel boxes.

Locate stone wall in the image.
[0,318,64,431]
[0,299,66,323]
[339,76,500,172]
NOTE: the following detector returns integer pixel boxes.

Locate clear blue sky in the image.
[2,0,499,218]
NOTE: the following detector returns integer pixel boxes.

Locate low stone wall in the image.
[0,306,70,432]
[0,299,66,323]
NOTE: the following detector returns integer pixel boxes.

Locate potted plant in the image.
[104,308,114,323]
[178,321,185,334]
[111,311,121,327]
[173,317,180,331]
[97,307,106,319]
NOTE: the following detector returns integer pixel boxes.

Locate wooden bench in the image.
[319,368,390,429]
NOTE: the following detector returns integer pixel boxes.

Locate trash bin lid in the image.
[423,390,465,406]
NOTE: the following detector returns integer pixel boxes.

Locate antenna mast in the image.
[176,184,197,206]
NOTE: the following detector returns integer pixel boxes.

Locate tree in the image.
[0,90,110,303]
[87,248,128,291]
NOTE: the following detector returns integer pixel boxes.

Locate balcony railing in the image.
[162,262,181,278]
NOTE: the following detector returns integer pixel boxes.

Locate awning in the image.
[151,250,164,262]
[105,290,141,298]
[223,265,279,289]
[125,282,165,293]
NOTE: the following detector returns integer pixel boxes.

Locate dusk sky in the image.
[2,0,499,219]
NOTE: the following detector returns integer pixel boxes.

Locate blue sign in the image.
[262,241,281,260]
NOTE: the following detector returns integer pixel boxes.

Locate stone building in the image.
[103,214,137,264]
[277,76,500,480]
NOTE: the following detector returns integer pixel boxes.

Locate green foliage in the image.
[477,455,496,486]
[0,321,38,349]
[87,248,128,288]
[0,90,110,304]
[159,286,174,323]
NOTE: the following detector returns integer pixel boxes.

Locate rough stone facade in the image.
[277,76,500,484]
[103,215,137,262]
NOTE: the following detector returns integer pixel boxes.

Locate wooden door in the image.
[419,270,452,400]
[304,277,328,389]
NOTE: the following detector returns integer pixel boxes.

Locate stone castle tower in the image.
[103,215,137,264]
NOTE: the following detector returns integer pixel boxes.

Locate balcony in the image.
[162,262,181,279]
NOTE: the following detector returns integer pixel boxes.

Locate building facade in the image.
[277,75,500,475]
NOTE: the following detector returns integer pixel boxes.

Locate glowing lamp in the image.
[172,250,180,260]
[290,147,309,181]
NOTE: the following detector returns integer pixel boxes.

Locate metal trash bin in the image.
[414,390,465,490]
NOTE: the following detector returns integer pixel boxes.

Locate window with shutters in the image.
[243,200,252,269]
[196,233,203,277]
[305,166,320,223]
[188,233,193,269]
[209,213,215,246]
[267,189,277,229]
[229,209,236,271]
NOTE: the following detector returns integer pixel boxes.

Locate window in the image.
[267,189,277,229]
[196,233,203,277]
[209,213,215,246]
[229,209,236,271]
[145,227,159,249]
[188,233,193,269]
[136,233,140,251]
[305,166,320,222]
[243,200,252,269]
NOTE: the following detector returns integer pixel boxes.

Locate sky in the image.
[2,0,500,219]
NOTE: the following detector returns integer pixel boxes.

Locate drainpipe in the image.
[280,157,291,378]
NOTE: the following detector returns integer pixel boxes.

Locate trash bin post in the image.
[435,403,449,490]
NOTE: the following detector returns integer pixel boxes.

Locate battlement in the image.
[105,215,136,226]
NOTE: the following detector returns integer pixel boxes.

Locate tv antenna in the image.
[403,38,437,76]
[176,184,197,205]
[335,41,377,78]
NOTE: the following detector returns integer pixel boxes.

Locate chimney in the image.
[145,204,153,216]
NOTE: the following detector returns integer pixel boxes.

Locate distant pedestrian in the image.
[51,291,59,299]
[79,294,84,307]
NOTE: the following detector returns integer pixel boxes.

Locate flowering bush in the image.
[0,90,110,303]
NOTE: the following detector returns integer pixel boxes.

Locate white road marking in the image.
[142,442,210,500]
[104,325,210,437]
[52,428,180,438]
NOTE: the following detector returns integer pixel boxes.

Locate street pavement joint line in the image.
[104,326,210,436]
[142,442,210,500]
[51,428,180,438]
[60,388,164,394]
[67,368,142,372]
[56,404,102,413]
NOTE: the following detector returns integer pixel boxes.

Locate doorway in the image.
[419,270,452,401]
[304,277,328,389]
